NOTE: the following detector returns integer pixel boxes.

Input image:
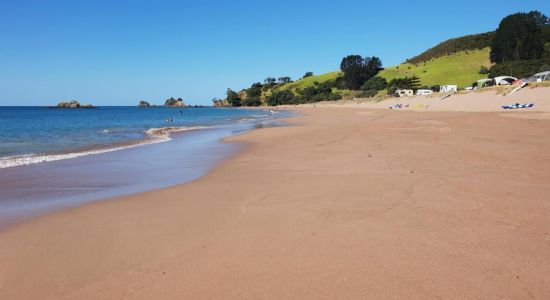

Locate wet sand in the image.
[0,126,240,228]
[1,107,549,299]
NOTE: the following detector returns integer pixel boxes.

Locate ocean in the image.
[0,106,288,227]
[0,106,281,167]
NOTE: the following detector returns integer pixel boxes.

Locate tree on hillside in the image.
[488,56,550,78]
[490,11,546,63]
[529,11,549,26]
[365,57,383,77]
[240,83,263,107]
[226,88,241,107]
[303,72,314,78]
[340,55,383,90]
[295,81,341,103]
[361,76,387,91]
[277,77,292,84]
[340,55,364,72]
[247,82,263,98]
[267,90,296,106]
[386,76,421,94]
[264,77,276,84]
[241,97,262,107]
[342,66,366,90]
[405,32,494,64]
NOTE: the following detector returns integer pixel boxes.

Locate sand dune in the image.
[0,105,550,299]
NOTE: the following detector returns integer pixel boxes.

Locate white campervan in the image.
[395,89,414,97]
[439,85,457,93]
[416,89,432,96]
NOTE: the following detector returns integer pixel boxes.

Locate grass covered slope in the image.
[405,32,493,64]
[278,71,341,91]
[273,34,495,93]
[276,48,492,92]
[379,48,492,88]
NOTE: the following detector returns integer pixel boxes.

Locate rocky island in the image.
[55,100,94,108]
[138,100,151,107]
[164,97,185,107]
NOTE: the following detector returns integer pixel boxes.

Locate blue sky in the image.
[0,0,548,106]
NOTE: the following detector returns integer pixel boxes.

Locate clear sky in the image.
[0,0,548,106]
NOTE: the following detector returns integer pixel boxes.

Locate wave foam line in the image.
[0,126,209,169]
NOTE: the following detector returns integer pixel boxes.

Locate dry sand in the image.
[1,100,550,299]
[306,85,550,114]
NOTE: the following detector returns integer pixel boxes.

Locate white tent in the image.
[493,76,517,85]
[530,71,550,82]
[474,78,494,89]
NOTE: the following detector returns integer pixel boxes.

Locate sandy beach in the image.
[1,90,550,299]
[303,84,550,113]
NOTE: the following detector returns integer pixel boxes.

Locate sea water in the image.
[0,106,278,168]
[0,106,288,227]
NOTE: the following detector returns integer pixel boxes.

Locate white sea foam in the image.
[0,126,209,169]
[144,125,208,137]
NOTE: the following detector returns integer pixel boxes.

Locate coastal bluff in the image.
[55,100,94,108]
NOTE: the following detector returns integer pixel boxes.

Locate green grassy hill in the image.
[278,71,341,91]
[276,46,492,92]
[272,71,361,99]
[379,48,492,88]
[405,32,493,64]
[228,21,549,106]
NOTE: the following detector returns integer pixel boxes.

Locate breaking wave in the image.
[0,126,209,169]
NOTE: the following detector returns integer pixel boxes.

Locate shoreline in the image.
[0,115,289,229]
[0,124,225,169]
[0,105,549,298]
[0,107,283,169]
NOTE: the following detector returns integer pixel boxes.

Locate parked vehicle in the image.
[394,89,414,97]
[439,85,457,93]
[416,89,433,96]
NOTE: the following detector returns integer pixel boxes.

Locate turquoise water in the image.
[0,106,277,167]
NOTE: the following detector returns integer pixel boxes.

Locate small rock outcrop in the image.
[165,97,185,107]
[56,100,94,108]
[138,100,151,107]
